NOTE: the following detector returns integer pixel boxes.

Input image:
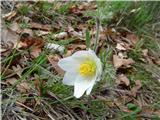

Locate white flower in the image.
[58,49,102,98]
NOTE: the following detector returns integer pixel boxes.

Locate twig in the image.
[16,101,34,112]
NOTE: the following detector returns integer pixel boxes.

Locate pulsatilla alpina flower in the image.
[58,49,102,98]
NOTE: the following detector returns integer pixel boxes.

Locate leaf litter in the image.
[1,1,160,120]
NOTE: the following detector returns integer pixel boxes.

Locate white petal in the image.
[72,50,90,62]
[74,75,94,98]
[88,49,102,81]
[58,57,80,73]
[63,72,77,86]
[86,80,95,95]
[95,58,102,81]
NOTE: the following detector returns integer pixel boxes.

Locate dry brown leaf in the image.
[34,79,41,96]
[131,80,141,97]
[68,44,86,51]
[48,55,64,76]
[10,22,22,34]
[22,29,33,36]
[54,32,68,39]
[78,24,87,30]
[67,26,83,38]
[70,31,83,38]
[17,82,30,93]
[6,78,17,85]
[19,36,44,49]
[29,22,52,31]
[142,49,148,57]
[116,74,130,86]
[2,10,17,20]
[31,48,42,58]
[46,43,65,54]
[118,52,127,59]
[6,77,30,93]
[116,43,126,51]
[123,58,135,66]
[113,55,124,68]
[63,50,73,57]
[154,110,160,116]
[142,49,155,64]
[19,36,44,58]
[155,59,160,65]
[35,30,50,36]
[126,33,139,45]
[99,32,107,41]
[113,55,135,69]
[1,28,20,49]
[69,5,83,15]
[12,65,23,77]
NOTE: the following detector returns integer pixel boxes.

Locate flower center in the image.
[79,60,96,76]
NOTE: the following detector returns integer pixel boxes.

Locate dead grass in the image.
[1,1,160,120]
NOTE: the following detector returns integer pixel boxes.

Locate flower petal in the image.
[74,75,95,98]
[63,72,77,86]
[72,50,90,62]
[86,80,95,95]
[58,57,80,73]
[88,49,102,81]
[95,58,102,81]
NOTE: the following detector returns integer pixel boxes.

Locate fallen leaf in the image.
[6,77,17,85]
[113,55,135,69]
[69,5,83,15]
[19,35,44,49]
[31,48,42,58]
[17,82,30,93]
[155,59,160,65]
[1,28,20,49]
[78,24,87,30]
[2,10,17,20]
[142,49,148,57]
[34,79,41,96]
[12,65,23,77]
[118,52,127,59]
[22,16,31,23]
[67,26,83,38]
[19,35,44,58]
[99,32,107,41]
[48,55,64,76]
[63,49,73,57]
[126,33,139,45]
[35,30,50,36]
[131,80,141,97]
[116,43,126,51]
[22,29,33,36]
[10,22,22,34]
[68,44,86,51]
[45,43,65,54]
[54,32,68,39]
[29,22,52,31]
[71,31,83,38]
[116,74,130,86]
[6,78,30,93]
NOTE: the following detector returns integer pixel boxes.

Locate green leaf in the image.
[127,103,142,114]
[127,103,137,110]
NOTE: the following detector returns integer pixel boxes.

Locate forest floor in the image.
[1,1,160,120]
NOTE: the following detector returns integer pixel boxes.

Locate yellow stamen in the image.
[79,60,96,76]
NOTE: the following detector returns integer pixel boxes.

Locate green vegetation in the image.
[18,5,30,15]
[1,1,160,120]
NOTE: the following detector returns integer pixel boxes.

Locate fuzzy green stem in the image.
[94,17,100,52]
